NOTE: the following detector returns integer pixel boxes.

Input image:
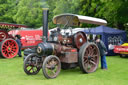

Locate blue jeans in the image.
[18,46,22,57]
[101,55,107,69]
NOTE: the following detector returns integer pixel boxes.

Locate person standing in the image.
[95,36,107,70]
[15,35,22,57]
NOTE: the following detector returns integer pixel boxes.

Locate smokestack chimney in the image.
[42,8,49,42]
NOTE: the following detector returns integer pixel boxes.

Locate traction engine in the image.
[23,9,100,79]
[0,23,27,58]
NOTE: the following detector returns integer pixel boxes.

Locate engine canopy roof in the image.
[53,13,107,26]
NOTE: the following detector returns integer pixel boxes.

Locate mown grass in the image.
[0,55,128,85]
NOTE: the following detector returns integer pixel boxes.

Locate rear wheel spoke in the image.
[90,60,96,66]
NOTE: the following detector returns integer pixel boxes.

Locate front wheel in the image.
[79,42,100,73]
[24,53,41,75]
[42,55,61,79]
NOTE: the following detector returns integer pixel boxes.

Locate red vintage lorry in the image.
[9,28,48,49]
[0,22,27,58]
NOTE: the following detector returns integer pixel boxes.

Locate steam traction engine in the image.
[0,23,27,58]
[23,9,102,79]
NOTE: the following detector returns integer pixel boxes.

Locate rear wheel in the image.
[42,55,61,79]
[79,42,99,73]
[0,38,18,58]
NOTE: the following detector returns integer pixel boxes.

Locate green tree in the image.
[13,0,48,28]
[96,0,128,30]
[0,0,17,23]
[77,0,103,27]
[0,0,128,31]
[77,0,128,31]
[46,0,80,28]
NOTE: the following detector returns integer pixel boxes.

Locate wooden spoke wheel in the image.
[42,55,61,79]
[24,53,41,75]
[79,42,99,73]
[74,32,87,49]
[0,38,18,58]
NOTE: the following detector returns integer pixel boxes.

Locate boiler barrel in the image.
[36,42,53,56]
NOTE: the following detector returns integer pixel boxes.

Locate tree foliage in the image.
[0,0,17,22]
[0,0,128,32]
[13,0,48,27]
[46,0,80,28]
[96,0,128,30]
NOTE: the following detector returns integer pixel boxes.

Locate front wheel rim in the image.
[24,54,41,75]
[43,55,61,79]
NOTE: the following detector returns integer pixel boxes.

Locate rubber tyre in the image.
[120,54,127,58]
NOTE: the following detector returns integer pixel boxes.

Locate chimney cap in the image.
[42,8,49,10]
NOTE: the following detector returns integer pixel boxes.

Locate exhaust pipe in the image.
[42,8,49,42]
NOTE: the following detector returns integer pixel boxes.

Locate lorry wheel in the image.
[42,55,61,79]
[0,38,18,58]
[120,54,127,58]
[79,42,99,73]
[24,53,41,75]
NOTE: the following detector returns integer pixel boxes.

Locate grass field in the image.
[0,55,128,85]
